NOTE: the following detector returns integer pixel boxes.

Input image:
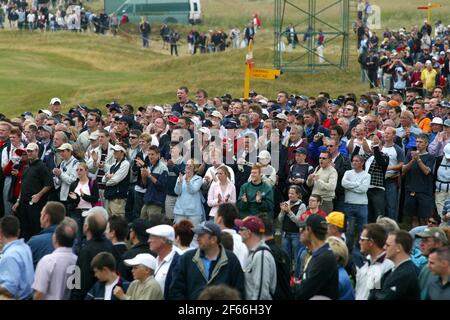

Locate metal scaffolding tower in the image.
[274,0,350,72]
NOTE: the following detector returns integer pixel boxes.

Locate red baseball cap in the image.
[168,115,179,124]
[234,216,265,234]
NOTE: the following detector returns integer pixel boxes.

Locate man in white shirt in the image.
[214,203,248,267]
[146,224,180,299]
[355,223,394,300]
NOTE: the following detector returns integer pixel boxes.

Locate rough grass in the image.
[0,0,449,116]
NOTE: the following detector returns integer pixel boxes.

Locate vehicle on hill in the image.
[104,0,202,24]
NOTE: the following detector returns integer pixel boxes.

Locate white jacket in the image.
[222,228,248,268]
[102,159,130,186]
[86,143,116,177]
[54,156,79,201]
[355,252,394,300]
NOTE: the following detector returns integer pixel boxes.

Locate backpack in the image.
[255,245,293,300]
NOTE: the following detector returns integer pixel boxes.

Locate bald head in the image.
[85,209,108,239]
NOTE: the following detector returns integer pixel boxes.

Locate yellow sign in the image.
[250,68,281,80]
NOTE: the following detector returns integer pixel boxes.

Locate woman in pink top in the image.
[207,166,236,218]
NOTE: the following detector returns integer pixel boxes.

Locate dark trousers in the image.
[70,208,87,254]
[367,188,385,223]
[17,200,45,241]
[368,69,378,88]
[125,183,136,223]
[171,44,178,56]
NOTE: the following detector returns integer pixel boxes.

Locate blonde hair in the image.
[326,236,349,266]
[217,165,230,180]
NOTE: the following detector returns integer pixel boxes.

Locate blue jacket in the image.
[168,246,245,300]
[143,159,168,207]
[338,266,355,300]
[27,225,57,268]
[85,275,129,300]
[173,175,205,217]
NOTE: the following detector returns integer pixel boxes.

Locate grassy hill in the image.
[0,0,449,116]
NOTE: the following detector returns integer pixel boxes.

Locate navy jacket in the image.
[27,224,57,268]
[143,159,168,207]
[368,259,420,300]
[85,275,130,300]
[168,246,245,300]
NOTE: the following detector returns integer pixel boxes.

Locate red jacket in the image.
[4,160,28,200]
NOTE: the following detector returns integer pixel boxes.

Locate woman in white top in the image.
[207,166,236,218]
[67,163,100,247]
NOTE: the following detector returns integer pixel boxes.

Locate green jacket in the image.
[237,180,274,218]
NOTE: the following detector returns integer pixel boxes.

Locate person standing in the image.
[140,146,168,220]
[12,143,53,241]
[355,223,394,300]
[139,18,151,48]
[426,246,450,300]
[0,216,34,300]
[402,134,436,227]
[32,217,78,300]
[146,224,180,299]
[52,143,79,207]
[70,207,114,300]
[169,30,179,56]
[381,127,405,221]
[306,151,338,214]
[341,155,371,249]
[27,201,66,268]
[369,230,420,300]
[294,214,339,300]
[235,216,277,300]
[169,221,245,299]
[103,144,130,218]
[173,159,204,225]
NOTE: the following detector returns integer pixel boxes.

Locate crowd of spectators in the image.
[0,85,449,300]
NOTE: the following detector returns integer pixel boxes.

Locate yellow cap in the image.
[326,211,345,229]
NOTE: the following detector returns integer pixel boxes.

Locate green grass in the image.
[0,0,449,116]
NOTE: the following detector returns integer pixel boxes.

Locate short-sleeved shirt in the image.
[404,152,436,194]
[382,144,405,178]
[32,247,78,300]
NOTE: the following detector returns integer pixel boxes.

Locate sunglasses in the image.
[360,236,371,241]
[129,136,138,139]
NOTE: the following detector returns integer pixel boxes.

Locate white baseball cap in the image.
[276,113,288,121]
[26,143,39,152]
[211,111,223,120]
[38,109,53,117]
[152,106,164,114]
[146,224,175,241]
[431,117,443,125]
[124,253,157,270]
[257,150,271,160]
[50,97,61,105]
[57,143,73,152]
[112,144,127,153]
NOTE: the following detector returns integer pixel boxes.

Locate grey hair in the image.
[376,216,400,233]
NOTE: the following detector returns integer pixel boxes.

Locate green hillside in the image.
[0,0,448,116]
